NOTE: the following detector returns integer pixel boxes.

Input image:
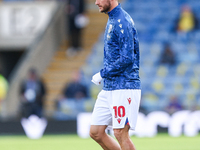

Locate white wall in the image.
[0,1,57,49]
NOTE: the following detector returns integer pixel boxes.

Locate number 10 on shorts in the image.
[113,106,125,118]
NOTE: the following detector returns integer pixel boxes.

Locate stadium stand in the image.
[2,0,200,120]
[42,1,108,118]
[1,1,66,119]
[0,0,108,119]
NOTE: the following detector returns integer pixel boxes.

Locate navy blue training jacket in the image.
[100,4,141,91]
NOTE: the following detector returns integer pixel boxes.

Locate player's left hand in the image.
[91,72,102,85]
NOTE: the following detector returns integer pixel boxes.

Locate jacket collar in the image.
[107,3,121,18]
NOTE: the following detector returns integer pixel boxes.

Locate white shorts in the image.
[91,89,141,130]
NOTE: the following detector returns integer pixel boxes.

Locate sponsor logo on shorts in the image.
[127,98,131,104]
[117,118,121,124]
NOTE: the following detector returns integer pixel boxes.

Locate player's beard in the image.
[99,0,111,13]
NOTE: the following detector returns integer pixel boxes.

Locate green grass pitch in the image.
[0,134,199,150]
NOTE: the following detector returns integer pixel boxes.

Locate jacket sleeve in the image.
[100,23,134,78]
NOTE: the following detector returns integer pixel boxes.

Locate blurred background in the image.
[0,0,200,137]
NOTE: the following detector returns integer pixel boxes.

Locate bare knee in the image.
[114,125,130,141]
[89,127,100,141]
[90,125,105,142]
[114,129,123,140]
